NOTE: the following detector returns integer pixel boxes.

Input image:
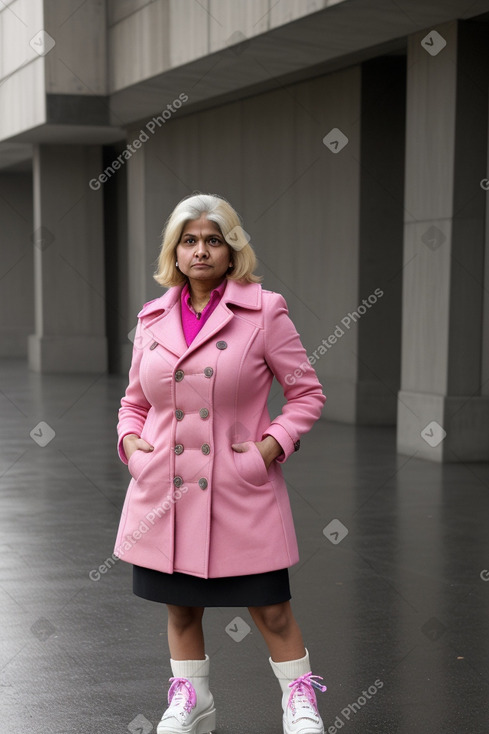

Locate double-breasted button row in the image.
[175,367,215,381]
[172,361,212,492]
[175,408,209,420]
[173,475,208,490]
[174,443,210,455]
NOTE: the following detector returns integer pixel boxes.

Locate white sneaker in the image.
[157,656,216,734]
[282,672,326,734]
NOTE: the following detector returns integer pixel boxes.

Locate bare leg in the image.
[248,601,306,662]
[166,604,205,660]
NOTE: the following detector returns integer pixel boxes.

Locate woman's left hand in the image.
[232,435,283,469]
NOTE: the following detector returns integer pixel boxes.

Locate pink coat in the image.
[114,279,326,578]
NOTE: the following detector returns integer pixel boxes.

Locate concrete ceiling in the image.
[1,0,489,170]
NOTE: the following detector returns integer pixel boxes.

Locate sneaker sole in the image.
[157,706,216,734]
[283,715,324,734]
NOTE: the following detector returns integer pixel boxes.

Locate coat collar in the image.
[137,279,262,359]
[137,278,261,319]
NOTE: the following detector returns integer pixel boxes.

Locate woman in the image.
[115,193,327,734]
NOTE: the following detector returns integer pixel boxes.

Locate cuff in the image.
[118,432,138,465]
[262,423,299,464]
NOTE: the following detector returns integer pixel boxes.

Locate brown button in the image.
[198,478,208,490]
[216,340,227,350]
[150,341,158,350]
[175,409,184,420]
[199,408,209,419]
[201,443,210,455]
[174,444,184,455]
[204,367,214,378]
[173,475,183,487]
[175,370,184,381]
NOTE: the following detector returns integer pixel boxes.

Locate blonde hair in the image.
[153,193,262,287]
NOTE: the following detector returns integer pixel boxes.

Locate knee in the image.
[167,605,203,631]
[249,603,291,636]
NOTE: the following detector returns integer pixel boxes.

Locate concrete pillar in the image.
[397,21,489,461]
[116,127,169,374]
[28,145,107,373]
[0,171,34,357]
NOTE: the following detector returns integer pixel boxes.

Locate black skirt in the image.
[133,564,291,607]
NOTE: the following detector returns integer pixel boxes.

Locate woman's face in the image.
[176,214,233,285]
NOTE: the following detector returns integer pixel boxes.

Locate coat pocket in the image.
[232,441,270,486]
[128,449,152,482]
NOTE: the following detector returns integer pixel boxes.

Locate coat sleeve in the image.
[262,292,326,463]
[116,318,152,464]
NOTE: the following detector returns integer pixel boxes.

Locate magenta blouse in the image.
[180,278,228,346]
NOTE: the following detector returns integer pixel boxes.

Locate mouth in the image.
[192,263,211,268]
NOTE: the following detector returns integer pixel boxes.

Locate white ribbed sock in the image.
[269,648,310,696]
[170,654,210,679]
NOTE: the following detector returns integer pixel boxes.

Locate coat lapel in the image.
[137,280,262,359]
[137,287,186,357]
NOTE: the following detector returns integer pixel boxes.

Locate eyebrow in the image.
[182,232,222,238]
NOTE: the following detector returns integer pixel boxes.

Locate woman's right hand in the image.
[123,433,154,462]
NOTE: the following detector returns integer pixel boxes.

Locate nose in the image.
[194,238,209,257]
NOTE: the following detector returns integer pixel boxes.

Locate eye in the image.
[208,237,222,246]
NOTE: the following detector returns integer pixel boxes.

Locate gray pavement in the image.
[1,357,489,734]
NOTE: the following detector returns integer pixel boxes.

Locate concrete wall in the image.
[0,0,107,143]
[44,0,106,95]
[0,0,45,141]
[108,0,170,91]
[107,0,349,92]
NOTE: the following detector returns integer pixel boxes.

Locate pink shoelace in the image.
[167,677,197,714]
[287,672,327,720]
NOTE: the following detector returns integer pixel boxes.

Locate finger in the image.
[138,439,154,452]
[231,442,248,452]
